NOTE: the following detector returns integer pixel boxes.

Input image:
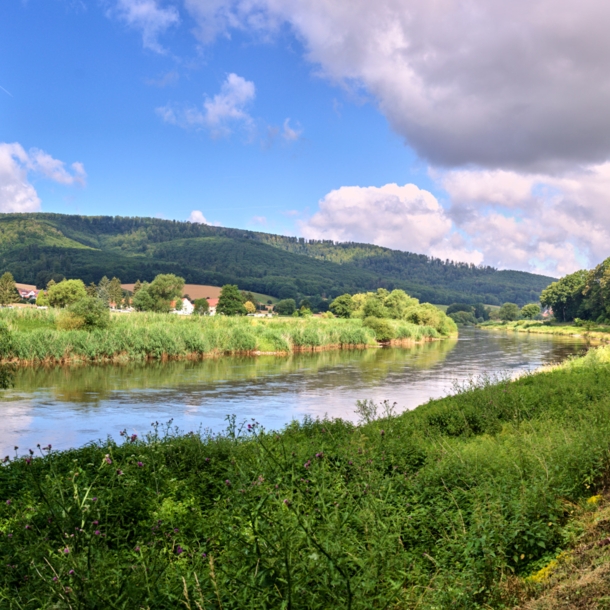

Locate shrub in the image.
[363,316,395,342]
[56,311,86,330]
[67,297,110,330]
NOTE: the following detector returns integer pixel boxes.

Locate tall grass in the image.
[2,347,610,608]
[0,309,444,363]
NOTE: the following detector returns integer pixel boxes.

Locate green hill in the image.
[0,213,553,305]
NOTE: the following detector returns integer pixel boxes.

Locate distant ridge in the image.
[0,213,553,305]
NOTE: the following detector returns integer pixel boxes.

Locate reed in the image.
[0,309,445,364]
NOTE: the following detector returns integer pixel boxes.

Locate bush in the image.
[56,311,86,330]
[67,297,110,330]
[363,316,395,342]
[275,298,296,316]
[448,311,478,325]
[0,320,12,356]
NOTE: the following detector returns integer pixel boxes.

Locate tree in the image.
[217,284,247,316]
[36,291,49,306]
[68,297,110,329]
[108,277,124,308]
[473,303,489,321]
[133,280,143,294]
[446,303,474,315]
[47,279,87,308]
[520,303,541,319]
[147,274,185,313]
[193,298,209,315]
[274,299,296,316]
[540,270,587,322]
[133,286,155,311]
[498,302,520,321]
[86,282,98,298]
[329,294,355,318]
[244,301,256,314]
[0,272,19,305]
[97,276,111,305]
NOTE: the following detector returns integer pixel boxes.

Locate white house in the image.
[171,298,195,315]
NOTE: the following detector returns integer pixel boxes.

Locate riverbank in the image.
[0,308,450,365]
[2,345,610,608]
[480,319,610,342]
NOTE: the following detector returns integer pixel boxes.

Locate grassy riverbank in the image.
[3,346,610,608]
[0,308,447,364]
[480,320,610,342]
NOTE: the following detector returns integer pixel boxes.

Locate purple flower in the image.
[7,533,12,538]
[348,461,353,465]
[92,497,97,502]
[130,434,137,443]
[5,500,11,505]
[176,545,184,555]
[134,546,140,552]
[304,460,311,469]
[104,455,112,465]
[174,528,179,533]
[94,530,101,536]
[224,479,231,486]
[315,452,323,459]
[92,520,99,525]
[205,457,210,462]
[69,569,75,575]
[283,499,291,506]
[202,552,207,558]
[380,430,385,436]
[29,449,34,455]
[116,469,123,476]
[53,576,58,582]
[25,525,31,530]
[137,461,144,468]
[63,548,70,554]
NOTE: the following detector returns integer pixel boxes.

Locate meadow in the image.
[481,319,610,342]
[2,346,610,608]
[0,308,444,365]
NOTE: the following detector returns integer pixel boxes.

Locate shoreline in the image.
[478,321,610,342]
[0,335,446,368]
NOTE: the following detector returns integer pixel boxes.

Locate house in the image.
[15,283,40,300]
[171,297,195,315]
[207,298,219,316]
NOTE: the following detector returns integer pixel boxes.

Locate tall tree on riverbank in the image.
[0,272,19,305]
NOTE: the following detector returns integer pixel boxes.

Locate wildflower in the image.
[348,461,353,465]
[25,458,31,465]
[94,530,101,536]
[130,434,137,443]
[225,479,231,486]
[29,449,34,455]
[63,548,70,554]
[134,546,140,552]
[92,520,99,525]
[205,457,210,462]
[202,553,207,558]
[315,452,323,459]
[25,525,31,530]
[2,457,8,463]
[53,576,58,582]
[137,461,144,467]
[283,499,291,506]
[176,545,184,555]
[92,497,97,502]
[69,569,75,575]
[304,460,311,469]
[380,430,385,436]
[116,469,123,476]
[104,455,112,465]
[5,500,11,505]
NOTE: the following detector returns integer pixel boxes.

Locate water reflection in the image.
[0,329,587,455]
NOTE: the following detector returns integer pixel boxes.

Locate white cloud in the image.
[183,0,610,170]
[299,183,483,264]
[114,0,179,54]
[0,143,86,213]
[157,73,255,137]
[188,210,208,223]
[282,118,302,141]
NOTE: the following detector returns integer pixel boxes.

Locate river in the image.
[0,328,587,456]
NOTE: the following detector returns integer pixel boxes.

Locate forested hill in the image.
[0,213,553,305]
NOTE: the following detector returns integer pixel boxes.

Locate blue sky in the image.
[3,0,610,276]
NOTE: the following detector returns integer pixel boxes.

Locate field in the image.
[0,308,444,364]
[121,284,278,303]
[3,343,610,607]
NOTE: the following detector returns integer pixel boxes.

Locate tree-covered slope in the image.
[0,213,554,304]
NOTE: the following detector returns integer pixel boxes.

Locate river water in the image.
[0,328,587,456]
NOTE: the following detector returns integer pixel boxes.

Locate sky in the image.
[3,0,610,277]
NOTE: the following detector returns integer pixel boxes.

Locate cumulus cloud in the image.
[299,183,483,264]
[0,143,86,213]
[114,0,179,54]
[183,0,610,171]
[157,73,255,137]
[188,210,208,223]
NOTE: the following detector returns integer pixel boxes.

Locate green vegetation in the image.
[3,345,610,607]
[0,308,448,364]
[0,272,19,306]
[480,319,610,342]
[0,213,552,305]
[330,289,458,336]
[498,301,521,321]
[216,284,247,317]
[132,274,185,313]
[47,279,87,308]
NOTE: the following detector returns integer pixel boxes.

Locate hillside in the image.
[0,213,553,304]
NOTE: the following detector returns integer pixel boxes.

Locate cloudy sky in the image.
[3,0,610,276]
